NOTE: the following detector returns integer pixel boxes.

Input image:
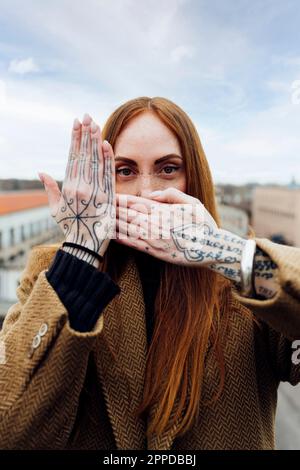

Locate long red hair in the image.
[100,97,252,439]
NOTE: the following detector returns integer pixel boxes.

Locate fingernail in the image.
[83,113,90,123]
[73,118,80,129]
[38,172,44,182]
[102,140,110,151]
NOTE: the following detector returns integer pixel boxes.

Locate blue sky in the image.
[0,0,300,183]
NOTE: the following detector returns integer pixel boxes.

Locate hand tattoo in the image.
[51,116,116,263]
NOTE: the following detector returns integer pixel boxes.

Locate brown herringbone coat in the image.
[0,237,300,450]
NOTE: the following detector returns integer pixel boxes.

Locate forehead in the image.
[114,111,181,156]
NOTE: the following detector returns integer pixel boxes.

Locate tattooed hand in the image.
[116,188,221,266]
[38,113,116,267]
[116,187,279,299]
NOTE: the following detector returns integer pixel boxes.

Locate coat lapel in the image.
[41,244,217,450]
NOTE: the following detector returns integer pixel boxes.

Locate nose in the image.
[135,174,158,198]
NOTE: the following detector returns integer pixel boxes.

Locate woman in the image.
[0,97,299,450]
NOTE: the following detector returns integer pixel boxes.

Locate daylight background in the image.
[0,0,299,450]
[0,0,300,183]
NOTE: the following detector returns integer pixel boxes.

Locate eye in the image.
[160,165,181,175]
[116,167,133,177]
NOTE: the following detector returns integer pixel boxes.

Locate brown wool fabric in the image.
[0,238,299,450]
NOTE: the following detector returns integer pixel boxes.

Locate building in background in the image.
[215,188,250,237]
[218,204,249,238]
[0,190,62,315]
[252,186,300,247]
[216,183,258,217]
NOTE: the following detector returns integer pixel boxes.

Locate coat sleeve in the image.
[0,245,107,449]
[232,237,300,385]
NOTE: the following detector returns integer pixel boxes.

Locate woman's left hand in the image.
[116,187,245,269]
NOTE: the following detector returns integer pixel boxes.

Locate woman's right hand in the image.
[38,113,116,266]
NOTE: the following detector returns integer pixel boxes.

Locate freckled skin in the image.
[114,111,186,197]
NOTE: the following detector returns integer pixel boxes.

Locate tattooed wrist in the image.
[252,247,279,299]
[211,245,279,300]
[253,247,278,279]
[170,223,248,287]
[171,224,246,266]
[215,246,279,299]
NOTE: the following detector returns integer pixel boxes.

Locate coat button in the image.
[32,334,41,349]
[39,323,48,337]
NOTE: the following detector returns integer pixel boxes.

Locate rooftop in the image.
[0,190,49,215]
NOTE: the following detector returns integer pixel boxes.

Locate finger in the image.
[117,214,169,244]
[116,193,153,208]
[117,216,149,240]
[102,140,116,214]
[117,206,148,223]
[148,187,198,205]
[117,207,169,241]
[66,118,81,181]
[91,120,104,188]
[117,204,172,237]
[116,193,155,212]
[39,172,61,217]
[78,113,92,183]
[149,189,203,227]
[117,201,195,238]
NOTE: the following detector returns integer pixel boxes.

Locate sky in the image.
[0,0,300,184]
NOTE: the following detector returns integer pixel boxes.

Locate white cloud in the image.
[8,57,40,75]
[198,99,300,184]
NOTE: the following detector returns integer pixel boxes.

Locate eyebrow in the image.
[114,154,183,165]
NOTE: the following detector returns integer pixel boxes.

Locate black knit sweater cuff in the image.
[45,249,121,332]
